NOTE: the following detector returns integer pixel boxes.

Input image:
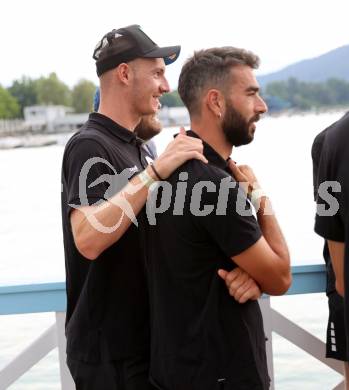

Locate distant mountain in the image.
[258,45,349,88]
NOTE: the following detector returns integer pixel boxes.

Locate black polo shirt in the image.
[140,131,269,390]
[315,112,349,352]
[61,112,150,362]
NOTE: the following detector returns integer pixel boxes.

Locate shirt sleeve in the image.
[63,137,124,209]
[191,174,262,258]
[314,140,345,242]
[311,129,326,201]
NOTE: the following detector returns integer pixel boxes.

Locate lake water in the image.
[0,111,347,389]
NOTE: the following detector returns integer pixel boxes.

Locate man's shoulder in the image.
[319,113,349,172]
[64,124,111,159]
[67,121,108,146]
[163,160,237,206]
[312,127,327,150]
[313,112,349,147]
[177,159,231,183]
[325,112,349,144]
[334,111,349,129]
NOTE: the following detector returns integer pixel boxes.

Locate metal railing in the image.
[0,265,344,389]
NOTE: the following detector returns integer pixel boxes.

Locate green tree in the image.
[36,73,71,106]
[0,85,20,119]
[72,79,96,113]
[160,90,183,107]
[326,78,349,103]
[265,81,289,102]
[265,77,349,111]
[8,76,39,117]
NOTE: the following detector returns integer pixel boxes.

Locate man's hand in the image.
[228,160,261,194]
[153,127,208,179]
[218,267,262,303]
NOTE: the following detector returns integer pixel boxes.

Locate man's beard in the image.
[135,114,162,141]
[222,104,260,147]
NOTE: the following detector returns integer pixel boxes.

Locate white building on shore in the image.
[0,105,190,138]
[24,105,88,133]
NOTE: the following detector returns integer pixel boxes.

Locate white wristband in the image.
[250,188,267,209]
[138,169,155,188]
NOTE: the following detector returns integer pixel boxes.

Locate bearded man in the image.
[140,47,291,390]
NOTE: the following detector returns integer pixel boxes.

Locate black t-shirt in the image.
[312,127,336,294]
[314,112,349,349]
[140,131,269,390]
[61,113,150,362]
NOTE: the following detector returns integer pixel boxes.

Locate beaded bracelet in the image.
[149,162,164,181]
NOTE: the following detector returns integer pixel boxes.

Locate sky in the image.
[2,0,349,90]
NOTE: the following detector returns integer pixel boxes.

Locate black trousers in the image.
[67,355,157,390]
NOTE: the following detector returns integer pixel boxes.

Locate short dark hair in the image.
[178,47,260,116]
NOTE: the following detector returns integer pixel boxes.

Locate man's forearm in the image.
[256,197,290,268]
[72,166,155,260]
[327,239,345,296]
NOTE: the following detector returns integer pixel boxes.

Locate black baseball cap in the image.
[93,24,181,77]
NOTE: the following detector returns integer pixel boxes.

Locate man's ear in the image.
[206,89,224,118]
[115,63,131,85]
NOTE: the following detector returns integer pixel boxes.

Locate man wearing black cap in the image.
[61,25,207,390]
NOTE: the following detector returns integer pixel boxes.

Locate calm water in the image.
[0,111,346,389]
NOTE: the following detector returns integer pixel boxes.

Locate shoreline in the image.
[0,133,73,150]
[0,108,347,150]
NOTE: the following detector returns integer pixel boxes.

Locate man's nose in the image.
[160,77,170,94]
[257,95,268,114]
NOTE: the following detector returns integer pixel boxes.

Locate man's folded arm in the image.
[232,197,291,296]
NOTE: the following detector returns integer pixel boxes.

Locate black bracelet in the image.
[149,162,164,181]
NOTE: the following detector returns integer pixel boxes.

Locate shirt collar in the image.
[89,112,143,145]
[186,130,230,172]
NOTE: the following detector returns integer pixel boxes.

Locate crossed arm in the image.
[327,240,345,297]
[223,161,291,296]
